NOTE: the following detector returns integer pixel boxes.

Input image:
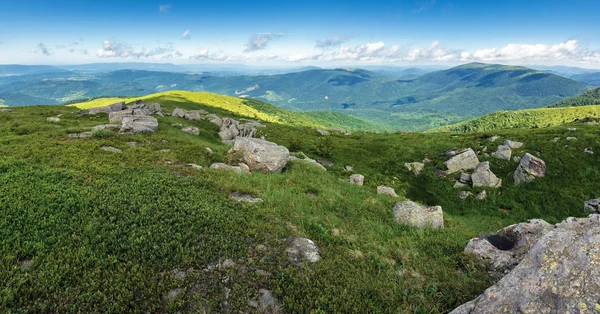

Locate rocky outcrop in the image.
[88,102,126,114]
[181,126,200,136]
[349,174,364,186]
[232,137,289,173]
[584,198,600,213]
[92,124,121,132]
[453,215,600,314]
[513,153,546,184]
[286,237,321,263]
[405,162,425,175]
[471,162,502,188]
[120,116,159,134]
[377,186,398,197]
[209,163,250,173]
[503,139,523,149]
[171,108,186,118]
[444,148,480,174]
[491,145,511,160]
[108,110,134,123]
[393,201,444,229]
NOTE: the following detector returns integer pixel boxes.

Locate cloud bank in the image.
[243,33,284,52]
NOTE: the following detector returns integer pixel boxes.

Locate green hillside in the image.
[431,104,600,133]
[1,95,599,312]
[68,90,381,131]
[548,87,600,108]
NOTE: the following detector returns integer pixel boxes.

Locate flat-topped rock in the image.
[120,116,158,134]
[88,102,126,114]
[233,137,289,173]
[444,148,479,174]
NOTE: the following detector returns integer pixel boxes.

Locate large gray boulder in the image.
[219,118,241,143]
[444,148,480,174]
[120,116,159,134]
[377,186,398,197]
[393,201,444,229]
[88,102,126,114]
[491,145,511,160]
[405,162,425,175]
[171,108,186,118]
[513,153,546,184]
[464,219,553,280]
[232,137,289,173]
[452,215,600,314]
[209,163,250,174]
[108,110,134,123]
[471,162,502,188]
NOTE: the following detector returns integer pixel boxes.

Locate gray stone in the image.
[585,147,594,155]
[393,201,444,229]
[453,215,600,314]
[232,137,289,173]
[503,139,523,149]
[47,117,60,123]
[159,149,171,153]
[186,163,202,171]
[566,136,577,141]
[317,128,330,136]
[377,186,398,197]
[108,110,133,123]
[68,132,92,138]
[228,192,262,203]
[184,111,202,120]
[463,219,553,280]
[0,109,14,112]
[552,137,560,142]
[475,190,488,200]
[491,145,511,160]
[259,289,277,311]
[344,165,354,172]
[207,114,223,127]
[219,259,235,269]
[120,116,158,134]
[171,123,183,127]
[453,181,467,188]
[127,141,142,147]
[459,191,473,200]
[210,163,250,174]
[471,162,502,188]
[567,127,577,131]
[286,237,321,263]
[405,162,425,175]
[513,153,546,184]
[488,136,500,142]
[317,159,334,168]
[181,126,200,136]
[88,102,126,114]
[584,198,600,213]
[171,108,186,118]
[444,148,480,174]
[349,174,364,186]
[100,146,122,153]
[512,155,520,162]
[206,147,213,155]
[165,288,184,301]
[92,124,121,132]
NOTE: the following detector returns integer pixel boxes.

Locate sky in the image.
[1,0,600,68]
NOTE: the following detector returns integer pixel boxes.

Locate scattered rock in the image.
[393,201,444,229]
[68,132,92,138]
[181,126,200,135]
[453,181,467,188]
[92,124,121,132]
[490,145,511,160]
[349,174,364,186]
[344,165,354,172]
[471,162,502,188]
[475,190,488,200]
[206,147,213,155]
[404,162,425,175]
[585,147,594,155]
[219,259,236,269]
[286,237,321,263]
[171,108,186,118]
[210,163,250,174]
[586,121,599,126]
[184,111,202,121]
[0,109,13,112]
[513,153,546,184]
[120,116,159,134]
[443,149,458,157]
[207,114,223,127]
[232,137,290,173]
[459,191,473,200]
[584,198,600,213]
[377,186,398,197]
[552,137,560,142]
[567,127,577,131]
[100,146,122,153]
[258,289,277,311]
[88,102,126,114]
[316,160,334,168]
[186,163,202,171]
[46,117,60,123]
[127,141,142,147]
[566,136,577,141]
[453,215,600,314]
[503,140,523,149]
[444,148,480,174]
[459,172,472,184]
[108,110,133,123]
[488,135,499,142]
[159,149,171,153]
[228,192,262,203]
[165,288,184,302]
[317,129,330,136]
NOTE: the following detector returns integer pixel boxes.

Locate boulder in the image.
[289,156,326,171]
[317,129,330,136]
[88,102,126,114]
[47,117,60,123]
[404,162,425,175]
[475,190,488,200]
[393,201,444,229]
[471,162,502,188]
[584,198,600,213]
[108,110,134,123]
[490,145,511,160]
[459,172,472,184]
[119,116,159,134]
[171,108,186,118]
[68,132,92,138]
[377,186,398,197]
[100,146,122,153]
[513,153,546,184]
[459,191,473,200]
[585,147,594,155]
[464,219,553,280]
[567,127,577,131]
[232,137,289,173]
[566,136,577,141]
[444,148,480,174]
[453,181,467,188]
[184,111,202,120]
[488,136,499,142]
[92,124,121,132]
[503,139,523,149]
[229,192,262,203]
[237,123,258,138]
[349,174,364,186]
[286,237,321,263]
[344,165,354,172]
[209,163,250,174]
[181,126,200,136]
[453,215,600,314]
[207,114,223,127]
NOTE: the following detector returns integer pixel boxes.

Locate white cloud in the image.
[97,39,182,59]
[159,4,171,13]
[243,33,284,52]
[461,40,579,62]
[315,35,350,49]
[35,43,52,56]
[181,30,191,40]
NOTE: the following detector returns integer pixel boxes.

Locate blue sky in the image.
[1,0,599,67]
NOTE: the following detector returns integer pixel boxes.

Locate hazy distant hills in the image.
[0,62,593,130]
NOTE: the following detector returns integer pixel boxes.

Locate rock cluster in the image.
[88,100,162,134]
